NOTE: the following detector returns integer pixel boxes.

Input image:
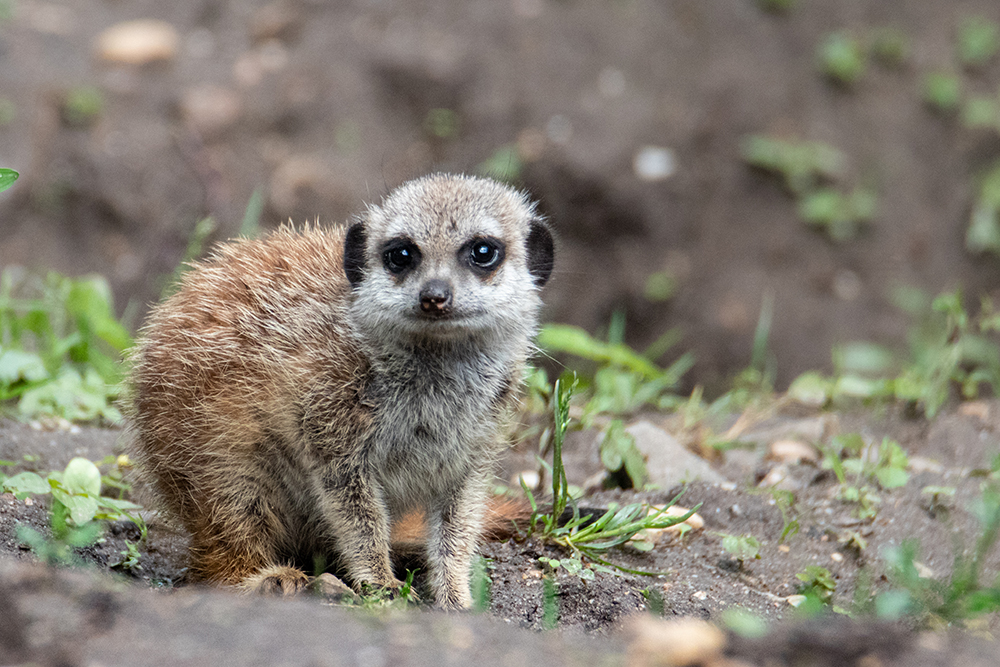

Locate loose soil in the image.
[4,0,1000,663]
[4,401,1000,664]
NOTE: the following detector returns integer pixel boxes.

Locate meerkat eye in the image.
[466,237,505,273]
[381,239,421,275]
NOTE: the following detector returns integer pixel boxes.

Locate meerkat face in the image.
[344,174,553,345]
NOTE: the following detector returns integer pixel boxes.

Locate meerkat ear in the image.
[344,222,368,288]
[526,220,554,287]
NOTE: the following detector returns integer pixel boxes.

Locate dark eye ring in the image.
[383,243,419,274]
[470,240,501,269]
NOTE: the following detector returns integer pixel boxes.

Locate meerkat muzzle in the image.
[419,279,453,315]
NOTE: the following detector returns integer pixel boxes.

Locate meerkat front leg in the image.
[316,465,403,594]
[426,475,489,610]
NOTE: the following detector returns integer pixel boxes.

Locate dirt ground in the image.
[4,400,1000,664]
[5,0,1000,664]
[2,0,1000,390]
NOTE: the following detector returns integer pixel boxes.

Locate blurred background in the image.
[1,0,999,392]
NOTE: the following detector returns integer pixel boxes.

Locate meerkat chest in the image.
[367,350,509,505]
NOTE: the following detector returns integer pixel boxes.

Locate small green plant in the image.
[541,575,559,630]
[768,488,800,543]
[477,144,523,184]
[875,456,1000,626]
[349,569,420,609]
[536,322,693,417]
[957,16,1000,69]
[797,186,877,241]
[869,27,910,67]
[0,168,17,192]
[522,374,699,570]
[111,540,144,573]
[643,271,677,303]
[740,135,846,195]
[923,72,963,113]
[3,457,144,566]
[424,108,460,139]
[789,289,1000,418]
[796,565,837,606]
[61,86,104,127]
[818,31,867,85]
[720,533,762,565]
[470,555,492,612]
[599,419,647,489]
[740,135,873,241]
[967,162,1000,256]
[0,268,132,422]
[822,434,909,519]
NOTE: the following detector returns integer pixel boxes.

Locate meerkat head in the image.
[343,174,553,347]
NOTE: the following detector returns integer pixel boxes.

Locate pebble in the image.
[958,401,989,420]
[511,470,539,489]
[96,20,179,65]
[179,85,243,136]
[627,616,725,667]
[768,439,820,465]
[633,146,677,182]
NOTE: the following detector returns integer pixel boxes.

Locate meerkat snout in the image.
[419,279,453,315]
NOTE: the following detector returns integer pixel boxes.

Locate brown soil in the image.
[2,0,1000,390]
[4,401,1000,664]
[4,0,1000,663]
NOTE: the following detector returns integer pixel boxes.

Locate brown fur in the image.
[127,174,552,609]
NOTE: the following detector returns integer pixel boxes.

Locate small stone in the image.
[832,269,862,301]
[786,594,807,607]
[511,470,539,489]
[627,616,725,667]
[830,552,844,563]
[758,464,790,488]
[958,401,990,420]
[625,421,729,488]
[633,146,677,182]
[312,573,355,602]
[778,544,790,553]
[179,85,242,136]
[908,456,943,474]
[251,0,303,43]
[96,20,179,65]
[691,591,708,601]
[769,439,820,465]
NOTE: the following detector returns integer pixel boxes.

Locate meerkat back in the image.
[128,173,553,609]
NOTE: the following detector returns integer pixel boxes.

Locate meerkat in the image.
[127,173,553,609]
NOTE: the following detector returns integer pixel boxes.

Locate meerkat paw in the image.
[241,565,312,596]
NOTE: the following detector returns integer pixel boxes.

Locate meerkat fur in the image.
[127,173,554,609]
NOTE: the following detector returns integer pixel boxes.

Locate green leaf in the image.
[787,371,832,407]
[2,471,51,497]
[52,491,100,526]
[0,168,17,193]
[63,457,101,496]
[875,590,912,620]
[817,31,866,84]
[875,466,909,489]
[957,17,1000,68]
[0,349,49,385]
[923,72,962,112]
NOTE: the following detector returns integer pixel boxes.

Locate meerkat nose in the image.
[419,279,453,315]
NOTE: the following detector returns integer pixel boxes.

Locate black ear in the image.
[526,220,554,288]
[344,223,368,288]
